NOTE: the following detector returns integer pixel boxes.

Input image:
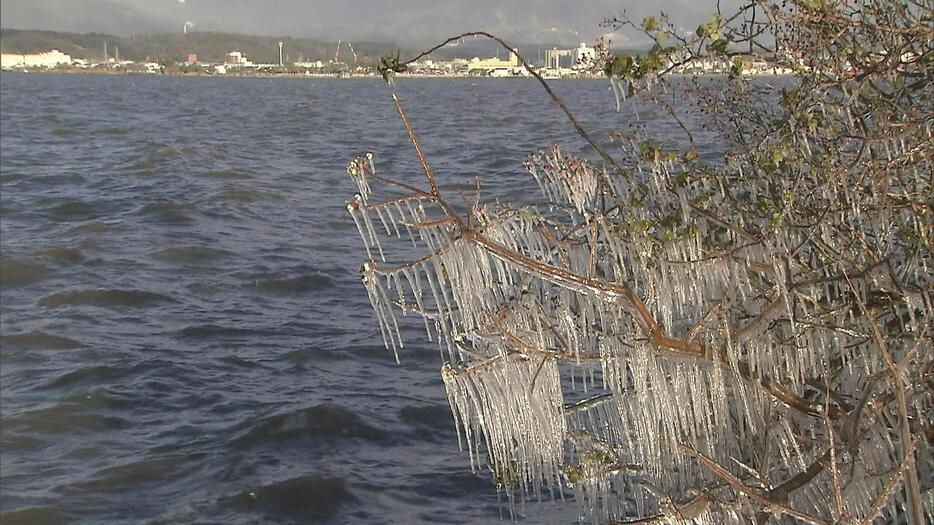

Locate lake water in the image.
[0,72,710,524]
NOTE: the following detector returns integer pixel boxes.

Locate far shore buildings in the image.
[0,43,795,78]
[1,49,73,69]
[467,51,530,77]
[225,51,252,67]
[465,43,597,77]
[545,43,596,70]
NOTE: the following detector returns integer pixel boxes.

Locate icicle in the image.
[442,354,567,500]
[610,77,624,112]
[347,202,374,261]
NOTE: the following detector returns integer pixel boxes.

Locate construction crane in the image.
[333,40,358,65]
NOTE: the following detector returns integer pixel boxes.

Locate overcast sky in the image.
[1,0,738,47]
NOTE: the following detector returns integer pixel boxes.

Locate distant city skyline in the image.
[1,0,741,48]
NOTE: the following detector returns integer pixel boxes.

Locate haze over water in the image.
[0,73,715,524]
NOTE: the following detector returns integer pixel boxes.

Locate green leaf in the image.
[709,38,728,55]
[756,194,772,213]
[770,212,784,228]
[605,52,634,78]
[704,14,722,30]
[771,147,784,164]
[641,52,662,73]
[639,140,659,160]
[642,16,658,32]
[698,13,722,40]
[377,50,407,85]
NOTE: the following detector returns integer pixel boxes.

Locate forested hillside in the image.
[0,29,406,65]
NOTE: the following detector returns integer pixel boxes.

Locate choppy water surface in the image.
[0,73,715,524]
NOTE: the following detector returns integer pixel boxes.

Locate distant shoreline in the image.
[0,68,605,79]
[0,69,790,80]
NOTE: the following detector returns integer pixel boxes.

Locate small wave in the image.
[128,158,157,171]
[32,247,84,265]
[398,405,455,443]
[251,274,335,294]
[51,126,78,137]
[174,324,266,339]
[0,506,68,525]
[398,405,453,429]
[196,169,253,180]
[97,125,127,135]
[0,258,50,288]
[485,156,518,171]
[0,173,26,184]
[44,365,128,390]
[213,188,281,204]
[138,202,196,225]
[38,289,177,308]
[184,282,225,297]
[45,200,101,222]
[225,475,355,523]
[407,468,492,509]
[155,146,187,159]
[5,403,129,434]
[41,173,87,185]
[233,403,385,447]
[152,246,232,264]
[70,455,192,493]
[281,346,345,365]
[1,433,48,452]
[68,220,112,234]
[1,331,82,350]
[323,218,354,231]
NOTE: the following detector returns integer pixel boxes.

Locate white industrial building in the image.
[0,50,73,69]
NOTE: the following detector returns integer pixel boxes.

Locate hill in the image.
[0,29,410,65]
[0,28,645,67]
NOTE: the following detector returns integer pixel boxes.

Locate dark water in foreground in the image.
[0,73,715,524]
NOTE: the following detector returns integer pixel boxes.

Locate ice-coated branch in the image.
[344,2,933,523]
[679,444,832,525]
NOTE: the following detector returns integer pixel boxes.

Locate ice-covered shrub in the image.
[346,2,932,523]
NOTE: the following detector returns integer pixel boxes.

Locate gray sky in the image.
[1,0,738,47]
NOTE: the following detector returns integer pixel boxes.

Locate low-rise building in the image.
[1,49,73,69]
[225,51,252,67]
[468,52,526,76]
[573,42,596,68]
[545,48,572,69]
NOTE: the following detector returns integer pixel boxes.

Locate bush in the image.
[346,1,932,523]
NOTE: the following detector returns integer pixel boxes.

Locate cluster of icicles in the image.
[345,127,932,523]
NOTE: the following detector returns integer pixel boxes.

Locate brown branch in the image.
[679,444,832,525]
[843,270,924,525]
[391,93,439,194]
[610,491,713,524]
[858,438,919,525]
